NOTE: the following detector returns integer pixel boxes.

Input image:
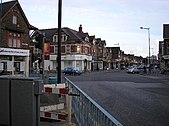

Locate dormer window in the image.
[13,15,17,24]
[85,37,89,42]
[62,35,67,42]
[53,35,58,42]
[53,34,67,42]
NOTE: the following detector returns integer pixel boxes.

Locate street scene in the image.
[1,0,169,126]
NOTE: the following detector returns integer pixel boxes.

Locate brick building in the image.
[0,0,35,76]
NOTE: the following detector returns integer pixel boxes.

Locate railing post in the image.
[67,88,72,124]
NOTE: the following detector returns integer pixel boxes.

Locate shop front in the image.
[0,48,29,77]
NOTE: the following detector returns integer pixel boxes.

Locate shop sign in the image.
[162,55,169,59]
[0,48,29,56]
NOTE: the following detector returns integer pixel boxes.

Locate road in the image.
[66,70,169,126]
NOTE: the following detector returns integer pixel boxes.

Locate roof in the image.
[1,0,16,18]
[39,27,85,42]
[0,0,35,30]
[39,28,58,42]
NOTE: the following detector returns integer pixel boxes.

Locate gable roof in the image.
[0,0,36,30]
[38,28,57,42]
[62,27,83,42]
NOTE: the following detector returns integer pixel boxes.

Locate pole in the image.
[57,0,62,83]
[42,34,45,81]
[140,27,151,72]
[148,28,151,73]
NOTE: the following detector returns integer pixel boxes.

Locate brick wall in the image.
[1,4,30,49]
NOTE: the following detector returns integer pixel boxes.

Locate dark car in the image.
[63,67,82,75]
[137,65,146,73]
[48,76,58,84]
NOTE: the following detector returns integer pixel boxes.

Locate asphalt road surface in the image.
[66,70,169,126]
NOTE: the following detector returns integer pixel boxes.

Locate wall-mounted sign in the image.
[0,48,29,56]
[162,55,169,59]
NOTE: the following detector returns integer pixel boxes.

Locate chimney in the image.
[79,24,83,33]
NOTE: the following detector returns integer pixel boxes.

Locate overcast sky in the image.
[3,0,169,57]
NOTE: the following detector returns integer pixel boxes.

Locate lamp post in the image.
[140,27,151,72]
[57,0,62,83]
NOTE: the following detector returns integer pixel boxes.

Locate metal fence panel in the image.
[64,77,123,126]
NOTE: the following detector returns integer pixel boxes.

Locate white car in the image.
[127,66,139,74]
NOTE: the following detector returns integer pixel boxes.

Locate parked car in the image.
[137,65,146,73]
[63,67,82,75]
[127,66,139,74]
[48,76,57,84]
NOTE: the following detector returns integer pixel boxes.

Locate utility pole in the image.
[57,0,62,83]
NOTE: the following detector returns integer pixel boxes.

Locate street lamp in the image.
[57,0,62,83]
[140,26,151,72]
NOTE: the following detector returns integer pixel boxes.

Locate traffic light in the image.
[32,33,44,50]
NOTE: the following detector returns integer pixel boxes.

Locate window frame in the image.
[13,15,17,25]
[8,32,22,48]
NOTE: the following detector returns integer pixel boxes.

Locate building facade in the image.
[158,24,169,71]
[0,0,34,76]
[31,25,93,72]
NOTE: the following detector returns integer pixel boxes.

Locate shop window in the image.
[45,56,49,60]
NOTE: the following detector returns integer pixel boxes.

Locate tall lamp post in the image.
[140,27,151,72]
[57,0,62,83]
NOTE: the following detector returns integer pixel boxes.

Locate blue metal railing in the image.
[64,77,123,126]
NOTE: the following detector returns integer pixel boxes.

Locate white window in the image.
[85,47,88,54]
[77,46,80,53]
[13,39,17,47]
[17,39,20,48]
[53,35,58,42]
[8,38,12,47]
[13,15,17,24]
[66,45,71,53]
[85,37,89,42]
[61,35,67,42]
